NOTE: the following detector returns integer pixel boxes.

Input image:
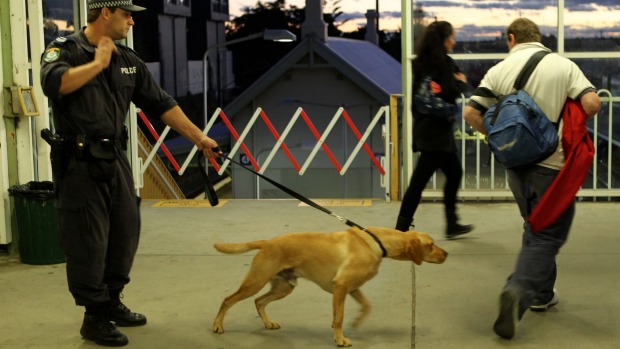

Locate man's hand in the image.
[59,36,119,95]
[94,36,118,70]
[463,105,486,135]
[198,136,223,158]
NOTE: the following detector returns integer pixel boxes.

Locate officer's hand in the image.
[199,136,223,159]
[94,36,118,69]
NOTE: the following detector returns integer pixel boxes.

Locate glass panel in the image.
[564,0,620,45]
[42,0,75,46]
[452,59,502,94]
[573,58,620,96]
[412,0,558,53]
[453,58,620,96]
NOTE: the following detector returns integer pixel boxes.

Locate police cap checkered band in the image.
[88,0,146,12]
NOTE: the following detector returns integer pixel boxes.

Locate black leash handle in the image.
[196,153,219,206]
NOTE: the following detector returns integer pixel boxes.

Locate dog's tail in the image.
[213,240,265,254]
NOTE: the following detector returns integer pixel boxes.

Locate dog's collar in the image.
[362,228,387,258]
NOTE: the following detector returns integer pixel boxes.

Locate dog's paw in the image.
[264,320,281,330]
[335,337,352,347]
[212,324,225,334]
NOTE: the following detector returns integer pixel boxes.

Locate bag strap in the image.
[473,86,497,98]
[475,50,550,126]
[514,50,550,90]
[473,50,550,99]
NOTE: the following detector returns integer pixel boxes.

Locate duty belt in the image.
[58,135,128,151]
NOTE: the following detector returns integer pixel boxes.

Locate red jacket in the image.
[528,99,594,232]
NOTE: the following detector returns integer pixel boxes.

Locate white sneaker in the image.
[530,289,559,312]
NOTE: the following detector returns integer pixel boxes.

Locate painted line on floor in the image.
[152,199,228,207]
[298,199,373,207]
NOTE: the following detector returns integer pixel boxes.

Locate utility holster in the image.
[41,128,67,180]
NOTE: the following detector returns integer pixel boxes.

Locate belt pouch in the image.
[88,140,117,181]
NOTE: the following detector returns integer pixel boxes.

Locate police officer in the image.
[40,0,221,346]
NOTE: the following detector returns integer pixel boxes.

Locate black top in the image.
[40,29,177,139]
[411,55,468,153]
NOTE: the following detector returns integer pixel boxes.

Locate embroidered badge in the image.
[43,48,60,62]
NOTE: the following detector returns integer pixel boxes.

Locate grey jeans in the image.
[506,165,575,315]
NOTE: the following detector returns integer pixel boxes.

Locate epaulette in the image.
[116,43,138,55]
[54,36,76,44]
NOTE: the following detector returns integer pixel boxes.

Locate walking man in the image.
[463,18,600,339]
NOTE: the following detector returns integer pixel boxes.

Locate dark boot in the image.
[395,216,414,232]
[80,313,128,347]
[445,210,473,239]
[107,291,147,327]
[107,302,147,327]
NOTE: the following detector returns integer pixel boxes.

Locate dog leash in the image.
[217,152,387,257]
[196,155,219,206]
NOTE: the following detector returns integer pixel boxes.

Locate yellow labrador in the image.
[212,227,447,347]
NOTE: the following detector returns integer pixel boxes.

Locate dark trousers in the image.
[398,151,463,219]
[57,154,140,307]
[506,165,574,315]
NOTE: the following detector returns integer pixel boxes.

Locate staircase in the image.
[137,129,186,199]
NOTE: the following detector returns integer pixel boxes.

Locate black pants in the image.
[398,151,463,219]
[57,154,140,307]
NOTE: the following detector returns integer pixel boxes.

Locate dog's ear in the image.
[408,237,423,265]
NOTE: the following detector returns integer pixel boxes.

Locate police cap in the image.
[88,0,146,12]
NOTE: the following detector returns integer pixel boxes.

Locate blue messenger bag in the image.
[475,50,558,169]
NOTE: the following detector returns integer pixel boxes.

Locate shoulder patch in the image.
[43,47,61,62]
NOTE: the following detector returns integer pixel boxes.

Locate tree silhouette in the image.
[225,0,350,102]
[225,0,401,104]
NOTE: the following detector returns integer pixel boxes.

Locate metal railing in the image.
[421,89,620,201]
[137,90,619,201]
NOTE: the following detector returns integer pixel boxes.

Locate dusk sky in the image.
[229,0,620,39]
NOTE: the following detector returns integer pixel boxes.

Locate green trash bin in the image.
[8,181,65,265]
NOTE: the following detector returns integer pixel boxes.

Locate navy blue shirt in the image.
[41,28,177,139]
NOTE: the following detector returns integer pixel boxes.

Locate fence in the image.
[139,106,392,200]
[138,90,619,201]
[421,89,620,201]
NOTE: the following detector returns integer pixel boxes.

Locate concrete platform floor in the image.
[1,199,619,349]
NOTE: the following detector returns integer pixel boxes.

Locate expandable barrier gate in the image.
[139,106,391,201]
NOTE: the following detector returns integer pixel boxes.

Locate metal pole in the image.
[202,32,264,126]
[376,0,379,33]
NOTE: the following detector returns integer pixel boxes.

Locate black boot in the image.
[447,222,473,239]
[107,302,147,327]
[80,313,128,347]
[395,216,414,232]
[445,210,473,239]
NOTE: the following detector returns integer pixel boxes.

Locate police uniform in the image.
[40,29,176,310]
